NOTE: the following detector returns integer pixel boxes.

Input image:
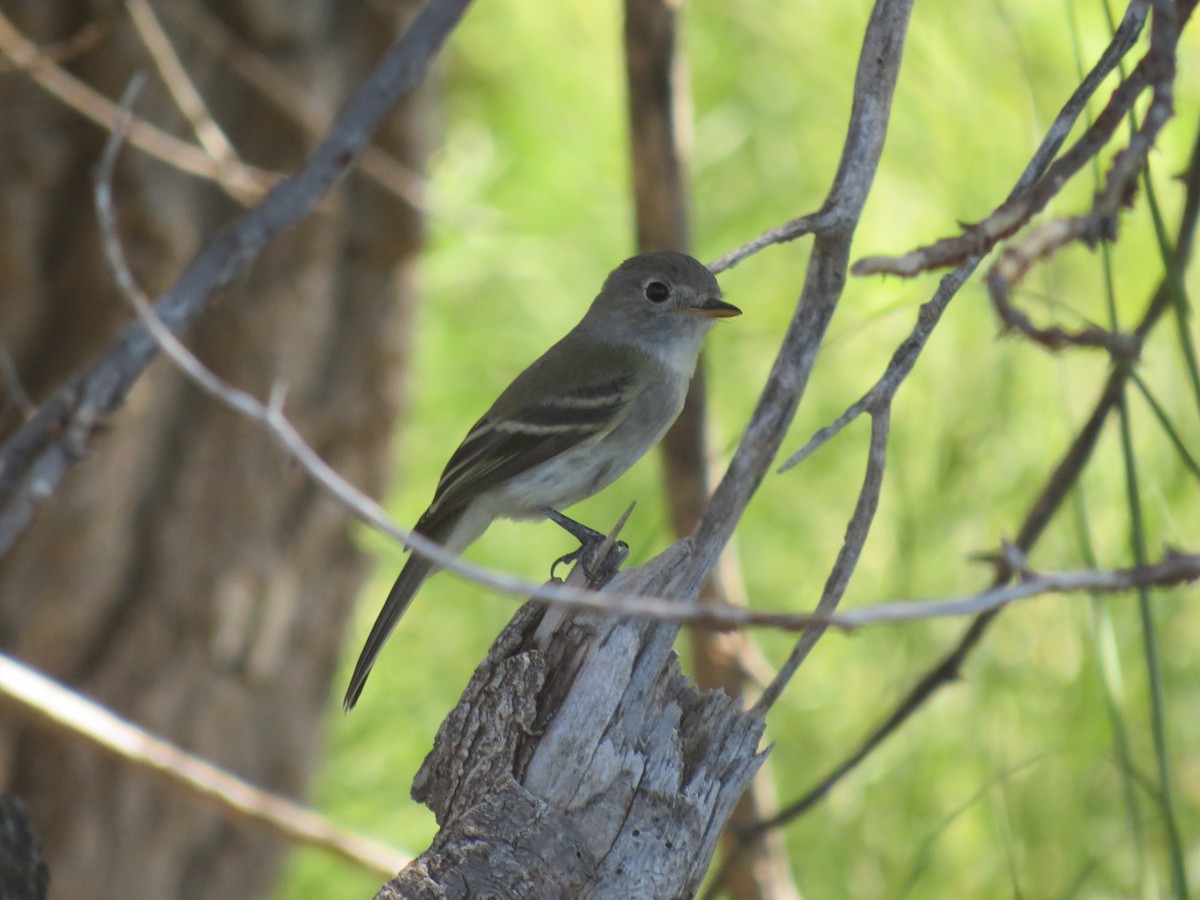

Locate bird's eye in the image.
[644,281,670,302]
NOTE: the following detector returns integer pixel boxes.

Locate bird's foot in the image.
[542,507,629,583]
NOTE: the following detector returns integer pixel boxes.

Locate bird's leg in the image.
[541,507,629,582]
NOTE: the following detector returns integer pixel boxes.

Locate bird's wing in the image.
[421,340,648,524]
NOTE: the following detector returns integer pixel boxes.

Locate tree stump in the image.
[380,545,767,899]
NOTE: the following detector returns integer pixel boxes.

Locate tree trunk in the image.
[379,551,767,899]
[0,2,426,897]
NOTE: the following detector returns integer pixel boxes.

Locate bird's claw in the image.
[542,506,629,583]
[550,539,629,583]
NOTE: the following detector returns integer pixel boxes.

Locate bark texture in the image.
[0,793,47,900]
[0,2,426,897]
[380,555,767,899]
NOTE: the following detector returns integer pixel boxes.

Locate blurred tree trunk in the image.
[624,1,798,896]
[0,2,426,898]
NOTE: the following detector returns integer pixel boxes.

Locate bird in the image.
[344,251,739,710]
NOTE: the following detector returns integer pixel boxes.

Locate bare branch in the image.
[689,0,915,595]
[708,210,835,275]
[0,652,408,877]
[850,0,1179,278]
[986,216,1139,354]
[0,0,473,558]
[742,543,1197,831]
[835,549,1200,627]
[0,11,275,204]
[780,0,1156,471]
[123,0,238,166]
[754,408,890,715]
[162,0,427,210]
[977,2,1192,353]
[103,115,1200,655]
[96,104,1200,651]
[757,113,1200,836]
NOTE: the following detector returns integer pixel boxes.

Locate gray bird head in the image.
[583,251,740,347]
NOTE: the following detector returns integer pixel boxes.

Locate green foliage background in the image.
[279,2,1200,896]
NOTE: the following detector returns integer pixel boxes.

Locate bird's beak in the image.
[692,297,742,319]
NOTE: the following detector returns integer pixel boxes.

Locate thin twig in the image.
[708,210,836,275]
[834,549,1200,627]
[980,1,1192,356]
[688,0,916,596]
[0,0,473,558]
[162,0,426,210]
[754,408,890,715]
[98,93,1200,649]
[850,0,1192,278]
[986,214,1135,353]
[0,652,408,877]
[754,108,1200,838]
[97,113,1200,645]
[123,0,238,165]
[779,0,1153,471]
[0,11,274,204]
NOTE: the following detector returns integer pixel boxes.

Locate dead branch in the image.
[0,652,406,877]
[161,0,427,210]
[986,216,1138,354]
[0,0,472,559]
[688,0,915,602]
[0,11,274,204]
[754,113,1200,837]
[382,554,766,898]
[850,0,1190,278]
[779,0,1156,471]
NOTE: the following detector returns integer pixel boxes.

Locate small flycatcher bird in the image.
[344,251,739,710]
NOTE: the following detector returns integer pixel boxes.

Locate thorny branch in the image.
[981,0,1192,355]
[752,100,1200,841]
[778,0,1153,471]
[851,0,1194,279]
[986,215,1138,353]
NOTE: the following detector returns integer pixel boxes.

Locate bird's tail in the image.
[343,514,458,711]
